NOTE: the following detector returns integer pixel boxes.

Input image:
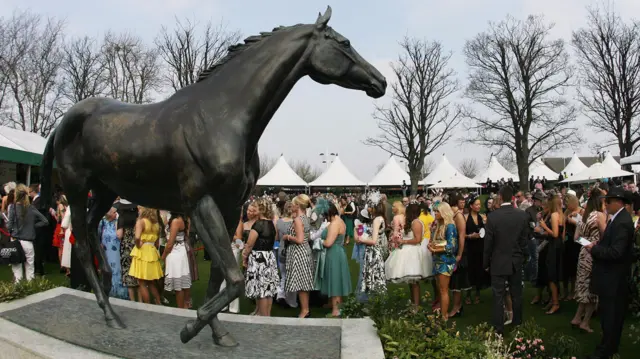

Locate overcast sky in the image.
[2,0,640,180]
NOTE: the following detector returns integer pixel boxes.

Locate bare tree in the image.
[291,160,322,183]
[365,37,462,195]
[60,36,107,104]
[0,11,65,137]
[102,32,161,104]
[463,15,578,190]
[459,158,478,178]
[572,7,640,167]
[258,154,276,178]
[155,18,241,91]
[496,152,517,173]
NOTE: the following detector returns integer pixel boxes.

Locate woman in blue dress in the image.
[99,207,129,299]
[428,202,458,321]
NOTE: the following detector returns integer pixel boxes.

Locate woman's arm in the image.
[323,222,339,248]
[233,220,243,241]
[440,224,457,255]
[32,207,49,228]
[117,228,123,240]
[134,219,144,249]
[243,228,258,258]
[161,218,180,261]
[284,218,305,244]
[359,217,382,246]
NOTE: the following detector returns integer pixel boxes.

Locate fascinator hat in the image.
[360,190,383,218]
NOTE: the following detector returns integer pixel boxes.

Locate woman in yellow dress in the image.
[129,206,164,304]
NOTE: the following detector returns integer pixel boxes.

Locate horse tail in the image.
[39,128,56,211]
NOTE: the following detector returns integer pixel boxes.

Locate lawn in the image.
[1,242,637,358]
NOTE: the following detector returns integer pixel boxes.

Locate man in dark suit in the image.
[29,183,51,276]
[585,187,635,359]
[483,186,529,334]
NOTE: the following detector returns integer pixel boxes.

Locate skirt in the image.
[245,250,279,299]
[129,243,163,281]
[385,243,428,284]
[164,243,191,291]
[285,242,315,292]
[343,216,354,237]
[52,223,63,248]
[60,231,72,268]
[120,227,138,287]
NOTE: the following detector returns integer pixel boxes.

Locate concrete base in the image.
[0,287,383,359]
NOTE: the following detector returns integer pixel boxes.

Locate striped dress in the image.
[575,211,600,305]
[285,215,315,292]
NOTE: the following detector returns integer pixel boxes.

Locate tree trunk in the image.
[516,150,530,191]
[409,170,421,196]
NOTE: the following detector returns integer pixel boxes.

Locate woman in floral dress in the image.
[570,186,606,333]
[116,199,140,301]
[356,200,387,295]
[428,202,458,321]
[99,207,129,299]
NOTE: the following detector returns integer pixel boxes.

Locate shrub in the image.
[342,290,580,359]
[0,277,60,302]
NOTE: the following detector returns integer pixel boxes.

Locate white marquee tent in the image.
[257,155,308,187]
[422,154,464,185]
[560,154,588,177]
[309,156,365,187]
[368,156,412,186]
[529,158,558,179]
[474,156,519,182]
[561,162,634,184]
[429,173,481,189]
[602,153,621,170]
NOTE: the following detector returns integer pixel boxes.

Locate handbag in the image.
[1,208,26,264]
[0,238,26,264]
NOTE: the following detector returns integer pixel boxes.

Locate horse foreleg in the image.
[69,199,125,329]
[180,195,243,346]
[86,185,118,299]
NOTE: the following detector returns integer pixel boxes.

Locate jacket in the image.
[7,204,49,241]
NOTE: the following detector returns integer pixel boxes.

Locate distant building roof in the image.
[541,156,620,174]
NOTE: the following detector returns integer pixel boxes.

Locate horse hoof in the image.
[213,332,238,347]
[105,314,126,329]
[180,321,196,344]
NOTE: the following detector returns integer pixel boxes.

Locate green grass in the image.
[1,243,637,358]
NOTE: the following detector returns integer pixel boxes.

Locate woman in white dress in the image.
[161,213,192,309]
[385,203,428,307]
[60,205,73,271]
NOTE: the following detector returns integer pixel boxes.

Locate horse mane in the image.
[196,24,304,83]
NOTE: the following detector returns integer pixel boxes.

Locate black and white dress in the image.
[245,220,280,299]
[164,230,192,292]
[285,215,315,292]
[361,218,387,293]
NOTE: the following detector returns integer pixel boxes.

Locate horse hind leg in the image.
[86,182,119,308]
[66,186,125,329]
[180,195,243,346]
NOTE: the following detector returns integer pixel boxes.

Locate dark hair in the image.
[327,202,340,218]
[116,203,138,229]
[583,187,603,223]
[168,212,188,230]
[28,183,39,194]
[276,200,286,215]
[420,201,431,215]
[499,186,513,203]
[310,197,317,205]
[404,203,421,235]
[448,193,464,206]
[340,195,348,202]
[599,181,609,193]
[371,202,386,218]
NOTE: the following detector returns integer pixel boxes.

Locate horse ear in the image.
[315,5,332,29]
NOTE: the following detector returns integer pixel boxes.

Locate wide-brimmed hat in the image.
[532,191,546,201]
[360,205,370,219]
[602,187,631,203]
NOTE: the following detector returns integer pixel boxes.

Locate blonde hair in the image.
[392,201,405,215]
[252,198,274,220]
[282,201,293,217]
[14,184,31,219]
[138,206,159,224]
[434,202,455,242]
[564,194,579,213]
[292,194,311,210]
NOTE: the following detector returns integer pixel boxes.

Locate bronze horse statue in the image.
[39,6,386,346]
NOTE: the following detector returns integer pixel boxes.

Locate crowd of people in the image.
[1,179,639,358]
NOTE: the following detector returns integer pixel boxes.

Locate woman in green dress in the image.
[321,202,352,317]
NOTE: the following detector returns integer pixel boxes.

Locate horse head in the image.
[305,6,387,99]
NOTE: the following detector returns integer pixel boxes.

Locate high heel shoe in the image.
[546,304,560,315]
[449,307,464,318]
